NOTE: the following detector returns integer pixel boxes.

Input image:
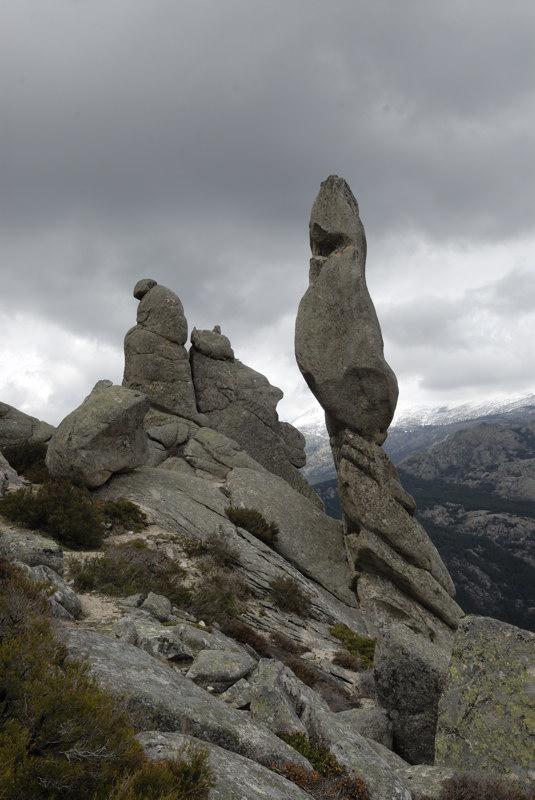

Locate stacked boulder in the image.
[121,280,314,504]
[295,175,463,762]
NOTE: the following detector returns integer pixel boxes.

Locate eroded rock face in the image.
[0,401,55,449]
[45,380,149,487]
[123,280,198,419]
[435,615,535,782]
[295,175,398,445]
[190,327,316,504]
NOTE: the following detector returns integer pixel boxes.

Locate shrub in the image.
[277,731,344,777]
[179,532,237,569]
[69,541,191,607]
[416,772,535,800]
[225,506,279,546]
[1,442,49,483]
[107,744,215,800]
[188,569,249,624]
[97,498,148,533]
[275,761,371,800]
[0,479,105,549]
[284,656,324,687]
[332,649,362,671]
[0,563,215,800]
[274,732,371,799]
[218,618,272,656]
[269,576,311,617]
[270,630,308,655]
[329,625,376,669]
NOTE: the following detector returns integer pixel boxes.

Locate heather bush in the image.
[179,532,237,569]
[274,732,370,798]
[225,506,279,546]
[0,563,215,800]
[188,568,249,623]
[270,630,308,655]
[0,479,105,549]
[269,575,311,617]
[275,761,371,800]
[416,772,535,800]
[69,541,191,607]
[97,498,148,533]
[218,618,272,656]
[332,649,362,671]
[329,624,376,669]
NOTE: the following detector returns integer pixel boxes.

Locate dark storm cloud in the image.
[1,0,534,421]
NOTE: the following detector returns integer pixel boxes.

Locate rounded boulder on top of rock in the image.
[295,174,398,445]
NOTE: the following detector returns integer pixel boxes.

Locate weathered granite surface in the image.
[46,380,149,487]
[435,615,535,782]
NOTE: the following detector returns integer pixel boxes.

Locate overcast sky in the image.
[1,0,534,428]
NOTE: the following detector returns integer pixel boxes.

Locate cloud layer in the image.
[1,0,534,425]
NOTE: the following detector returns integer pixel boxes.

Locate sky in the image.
[1,0,534,427]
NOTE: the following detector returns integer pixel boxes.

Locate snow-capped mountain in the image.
[291,393,535,484]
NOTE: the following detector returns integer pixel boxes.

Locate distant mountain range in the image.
[294,394,535,631]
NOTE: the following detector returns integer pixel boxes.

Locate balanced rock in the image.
[190,327,317,504]
[46,380,149,487]
[123,280,198,419]
[295,174,398,445]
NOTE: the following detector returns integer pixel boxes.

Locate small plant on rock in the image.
[269,576,311,617]
[329,624,376,669]
[225,506,279,547]
[274,731,370,799]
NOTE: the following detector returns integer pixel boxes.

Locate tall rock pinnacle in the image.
[295,178,462,763]
[295,175,398,445]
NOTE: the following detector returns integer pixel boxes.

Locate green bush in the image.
[69,541,191,607]
[0,480,105,549]
[328,625,376,669]
[277,731,344,777]
[269,576,311,617]
[98,498,148,533]
[225,506,279,546]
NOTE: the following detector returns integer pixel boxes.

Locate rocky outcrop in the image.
[61,626,312,770]
[294,176,462,763]
[123,279,199,420]
[0,402,55,450]
[435,615,535,783]
[190,327,316,503]
[137,731,313,800]
[0,529,64,575]
[373,624,451,764]
[295,175,397,446]
[45,380,149,487]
